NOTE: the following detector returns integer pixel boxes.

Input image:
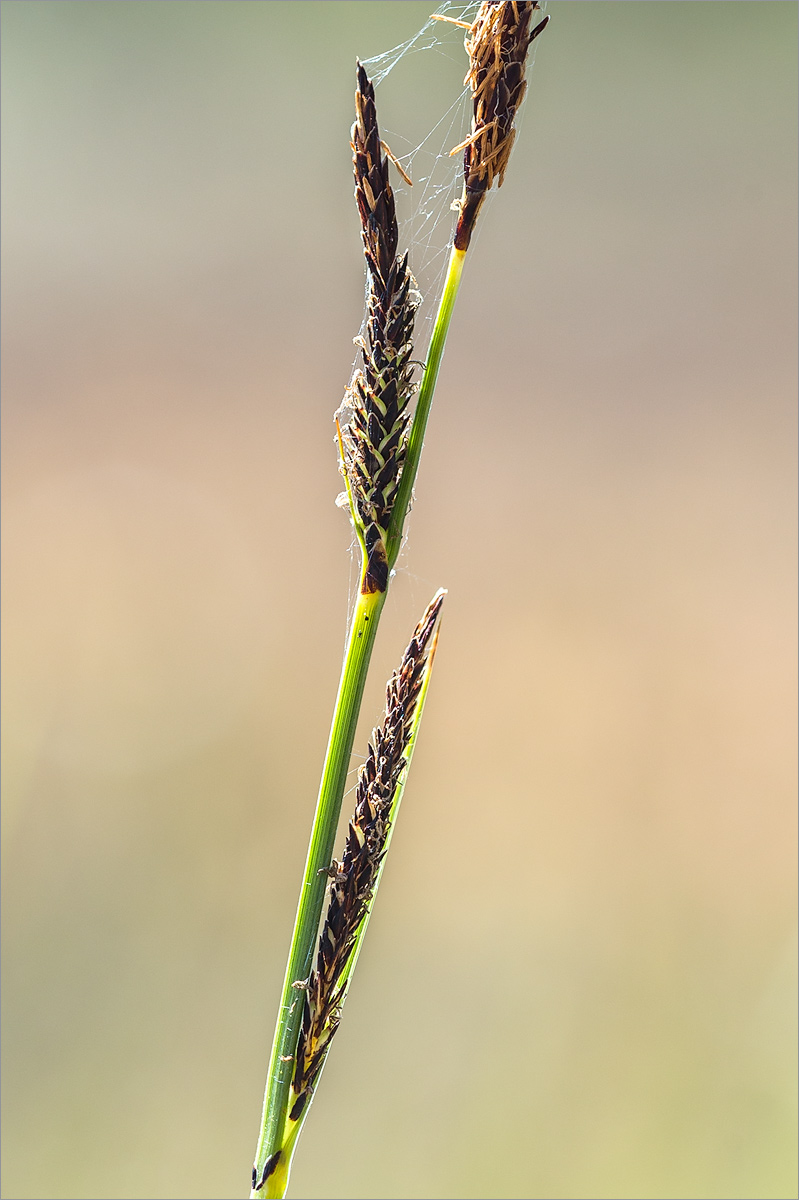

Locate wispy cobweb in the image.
[341,1,548,618]
[360,1,479,86]
[360,3,479,341]
[359,1,548,346]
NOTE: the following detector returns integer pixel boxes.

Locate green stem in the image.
[262,604,444,1196]
[252,243,466,1199]
[252,583,385,1196]
[386,245,466,571]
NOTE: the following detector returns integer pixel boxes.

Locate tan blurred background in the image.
[2,3,796,1198]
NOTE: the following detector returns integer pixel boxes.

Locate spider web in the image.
[360,1,548,335]
[361,2,479,339]
[339,1,548,634]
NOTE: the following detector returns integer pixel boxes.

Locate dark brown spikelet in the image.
[289,590,445,1115]
[342,62,420,594]
[452,1,549,251]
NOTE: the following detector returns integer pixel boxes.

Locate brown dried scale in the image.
[342,62,419,595]
[451,1,549,251]
[289,591,445,1120]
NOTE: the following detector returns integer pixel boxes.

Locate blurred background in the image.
[2,3,796,1198]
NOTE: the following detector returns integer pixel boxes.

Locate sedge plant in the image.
[251,5,549,1196]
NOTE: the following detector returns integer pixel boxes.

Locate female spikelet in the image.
[341,63,419,594]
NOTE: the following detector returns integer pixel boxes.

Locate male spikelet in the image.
[444,0,549,251]
[287,590,445,1124]
[340,62,419,595]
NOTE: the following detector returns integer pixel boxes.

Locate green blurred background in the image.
[2,3,796,1197]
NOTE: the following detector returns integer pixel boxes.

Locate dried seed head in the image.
[290,590,445,1115]
[341,63,420,594]
[453,1,549,251]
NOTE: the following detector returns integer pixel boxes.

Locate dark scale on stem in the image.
[289,591,445,1116]
[341,63,419,593]
[256,1151,282,1191]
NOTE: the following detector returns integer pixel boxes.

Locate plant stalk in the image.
[264,597,444,1195]
[253,247,466,1200]
[386,245,466,572]
[252,582,385,1196]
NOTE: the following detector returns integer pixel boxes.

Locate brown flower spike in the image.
[342,62,419,595]
[442,0,549,251]
[288,590,445,1124]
